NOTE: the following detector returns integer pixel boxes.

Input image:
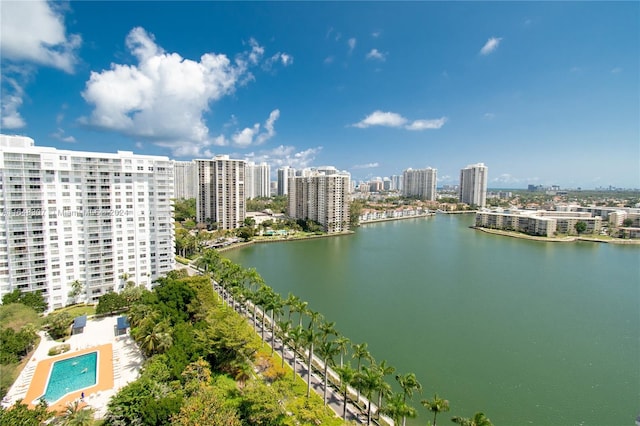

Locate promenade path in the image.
[180,263,393,426]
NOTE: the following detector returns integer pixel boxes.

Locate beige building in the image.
[195,155,245,230]
[288,168,350,233]
[476,209,603,237]
[403,167,437,201]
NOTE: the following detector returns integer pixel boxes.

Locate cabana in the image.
[72,315,87,335]
[116,316,130,336]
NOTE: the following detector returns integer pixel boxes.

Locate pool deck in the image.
[2,315,144,418]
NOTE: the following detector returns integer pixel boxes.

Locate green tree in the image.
[239,380,286,425]
[289,325,305,382]
[171,385,242,426]
[396,372,422,426]
[67,280,84,305]
[575,221,588,234]
[95,292,126,315]
[352,342,372,401]
[0,399,50,425]
[451,411,493,426]
[381,392,417,426]
[54,400,95,426]
[46,311,73,340]
[236,226,254,241]
[376,360,395,420]
[173,198,196,222]
[2,290,47,313]
[622,218,634,227]
[317,340,339,406]
[303,327,320,398]
[334,335,350,369]
[335,363,357,421]
[421,393,450,426]
[358,364,383,425]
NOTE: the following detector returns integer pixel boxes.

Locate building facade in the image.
[475,209,603,237]
[403,167,437,201]
[196,155,245,230]
[245,161,270,199]
[0,135,175,309]
[277,166,296,196]
[173,160,196,199]
[288,168,350,233]
[459,163,488,207]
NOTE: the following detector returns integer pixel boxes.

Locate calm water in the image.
[225,214,640,425]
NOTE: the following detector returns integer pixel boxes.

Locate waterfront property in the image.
[475,208,603,237]
[0,134,175,308]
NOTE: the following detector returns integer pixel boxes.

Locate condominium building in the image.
[459,163,488,207]
[475,209,603,237]
[245,161,270,199]
[195,155,245,230]
[277,166,296,196]
[173,160,196,199]
[0,135,175,309]
[403,167,437,201]
[288,167,350,233]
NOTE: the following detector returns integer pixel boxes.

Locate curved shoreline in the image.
[217,231,354,253]
[473,226,640,245]
[359,213,435,225]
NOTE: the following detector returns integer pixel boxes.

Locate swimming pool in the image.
[42,352,98,403]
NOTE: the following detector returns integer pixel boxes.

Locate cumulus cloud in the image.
[1,74,27,129]
[263,52,294,70]
[0,0,81,73]
[366,49,387,61]
[244,145,322,170]
[50,128,76,143]
[353,162,380,169]
[231,109,280,147]
[81,27,287,155]
[0,1,80,128]
[611,67,623,74]
[353,110,447,131]
[480,37,502,55]
[353,111,407,128]
[483,112,496,120]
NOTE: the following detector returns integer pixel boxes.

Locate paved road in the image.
[180,264,392,425]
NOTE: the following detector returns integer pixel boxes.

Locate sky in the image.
[1,1,638,189]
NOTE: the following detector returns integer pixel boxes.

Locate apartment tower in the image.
[459,163,488,207]
[277,166,296,196]
[288,167,350,233]
[173,160,196,199]
[245,161,270,199]
[402,167,437,200]
[196,155,245,230]
[0,135,175,309]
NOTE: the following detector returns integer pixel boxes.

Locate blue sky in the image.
[1,1,638,189]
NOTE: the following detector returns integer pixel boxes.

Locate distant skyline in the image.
[1,1,638,188]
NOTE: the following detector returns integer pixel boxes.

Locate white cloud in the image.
[611,67,623,74]
[353,110,447,131]
[50,128,76,143]
[371,31,381,38]
[353,162,380,169]
[483,112,496,120]
[232,109,281,147]
[264,52,294,70]
[81,27,282,156]
[406,117,447,130]
[244,145,322,170]
[492,173,523,185]
[348,38,357,54]
[353,110,407,128]
[479,37,502,55]
[1,74,26,129]
[324,56,335,65]
[0,0,81,73]
[366,49,387,61]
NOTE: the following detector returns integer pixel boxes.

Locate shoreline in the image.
[473,226,640,245]
[359,212,435,225]
[217,230,354,253]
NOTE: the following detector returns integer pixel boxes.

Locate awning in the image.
[73,315,87,329]
[117,316,129,330]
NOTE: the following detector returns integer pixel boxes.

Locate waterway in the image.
[224,214,640,425]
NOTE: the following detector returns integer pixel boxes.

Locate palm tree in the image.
[284,293,300,322]
[451,412,493,426]
[276,319,292,368]
[141,320,173,357]
[55,400,95,425]
[335,335,350,368]
[292,299,308,327]
[318,320,336,341]
[358,365,383,425]
[381,392,417,426]
[317,340,339,405]
[335,363,357,421]
[289,325,305,382]
[269,293,284,354]
[303,327,319,398]
[395,372,422,426]
[376,360,395,420]
[352,342,372,401]
[306,309,323,330]
[421,393,450,426]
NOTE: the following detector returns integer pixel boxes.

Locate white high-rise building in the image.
[403,167,437,200]
[391,175,403,191]
[195,155,245,230]
[288,167,350,233]
[173,160,196,199]
[245,161,270,199]
[0,135,175,309]
[277,166,296,196]
[459,163,488,207]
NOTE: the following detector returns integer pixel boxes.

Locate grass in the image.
[53,304,96,318]
[0,303,43,331]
